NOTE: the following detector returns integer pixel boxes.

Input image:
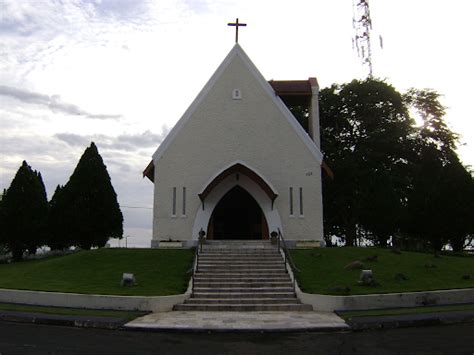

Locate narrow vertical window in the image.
[299,187,304,216]
[289,187,294,216]
[172,187,177,216]
[182,187,186,216]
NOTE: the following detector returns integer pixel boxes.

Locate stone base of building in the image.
[294,240,326,248]
[151,240,198,248]
[151,239,325,249]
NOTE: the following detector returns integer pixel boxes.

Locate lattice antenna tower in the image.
[352,0,376,78]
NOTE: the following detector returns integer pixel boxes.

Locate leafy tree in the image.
[58,142,123,249]
[402,88,474,251]
[320,78,414,246]
[0,161,48,261]
[444,160,474,251]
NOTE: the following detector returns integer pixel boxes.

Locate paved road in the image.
[0,321,473,354]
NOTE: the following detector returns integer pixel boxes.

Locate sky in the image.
[1,0,473,247]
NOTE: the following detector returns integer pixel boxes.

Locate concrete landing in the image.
[123,311,350,332]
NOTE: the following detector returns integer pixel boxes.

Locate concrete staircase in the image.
[174,240,312,311]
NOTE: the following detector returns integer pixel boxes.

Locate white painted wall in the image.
[152,46,323,244]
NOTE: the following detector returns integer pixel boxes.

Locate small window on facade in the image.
[299,187,304,216]
[232,89,242,100]
[172,187,177,216]
[182,187,186,216]
[289,187,294,216]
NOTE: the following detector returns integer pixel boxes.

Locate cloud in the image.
[54,133,91,147]
[54,126,169,151]
[0,85,121,120]
[81,0,150,21]
[115,128,169,149]
[183,0,210,14]
[0,0,150,38]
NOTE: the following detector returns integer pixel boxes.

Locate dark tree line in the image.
[0,142,123,261]
[319,79,474,251]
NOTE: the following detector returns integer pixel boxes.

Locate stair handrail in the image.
[187,245,199,274]
[187,230,205,293]
[277,228,300,292]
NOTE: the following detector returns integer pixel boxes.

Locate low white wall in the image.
[0,280,192,312]
[283,258,474,312]
[297,287,474,312]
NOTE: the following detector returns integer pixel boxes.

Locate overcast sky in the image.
[1,0,473,247]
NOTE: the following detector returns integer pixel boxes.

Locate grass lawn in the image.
[0,302,147,321]
[291,247,474,295]
[0,248,194,296]
[337,303,474,322]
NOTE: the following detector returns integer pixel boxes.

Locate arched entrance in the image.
[207,186,269,240]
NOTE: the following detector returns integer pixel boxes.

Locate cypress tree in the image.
[48,184,74,250]
[1,161,48,261]
[61,142,123,249]
[0,189,6,250]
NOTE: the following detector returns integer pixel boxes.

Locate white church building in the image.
[144,44,326,248]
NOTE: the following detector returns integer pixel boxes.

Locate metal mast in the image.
[352,0,375,77]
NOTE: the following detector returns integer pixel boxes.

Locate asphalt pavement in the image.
[1,308,474,332]
[1,321,474,354]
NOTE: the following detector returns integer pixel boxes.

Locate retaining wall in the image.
[0,280,192,312]
[297,287,474,312]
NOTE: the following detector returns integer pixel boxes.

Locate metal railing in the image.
[277,228,300,292]
[187,231,206,292]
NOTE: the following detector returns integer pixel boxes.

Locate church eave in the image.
[198,163,278,203]
[269,80,313,96]
[143,160,155,183]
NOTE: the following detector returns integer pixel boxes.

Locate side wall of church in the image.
[152,52,323,245]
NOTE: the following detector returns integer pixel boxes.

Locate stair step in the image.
[197,262,283,265]
[198,257,283,261]
[192,292,296,299]
[172,240,310,312]
[184,298,301,305]
[196,274,289,279]
[194,276,290,281]
[173,304,313,312]
[193,282,293,288]
[193,287,294,293]
[198,264,286,273]
[196,270,287,275]
[199,253,281,256]
[200,249,279,252]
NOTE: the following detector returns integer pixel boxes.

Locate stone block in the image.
[121,273,136,287]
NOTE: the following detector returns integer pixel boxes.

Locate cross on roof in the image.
[227,18,247,44]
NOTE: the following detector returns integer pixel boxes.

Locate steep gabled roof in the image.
[144,44,323,182]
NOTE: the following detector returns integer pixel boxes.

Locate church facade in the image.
[144,44,325,247]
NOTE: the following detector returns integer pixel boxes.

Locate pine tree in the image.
[1,161,49,261]
[60,142,123,249]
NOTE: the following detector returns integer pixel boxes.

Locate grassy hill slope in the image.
[291,247,474,295]
[0,248,194,296]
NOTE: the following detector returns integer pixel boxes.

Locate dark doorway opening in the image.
[207,186,268,240]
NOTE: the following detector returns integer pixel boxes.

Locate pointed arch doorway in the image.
[207,185,269,240]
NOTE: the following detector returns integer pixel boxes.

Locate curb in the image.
[346,311,474,331]
[2,309,474,332]
[0,310,127,330]
[122,325,351,333]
